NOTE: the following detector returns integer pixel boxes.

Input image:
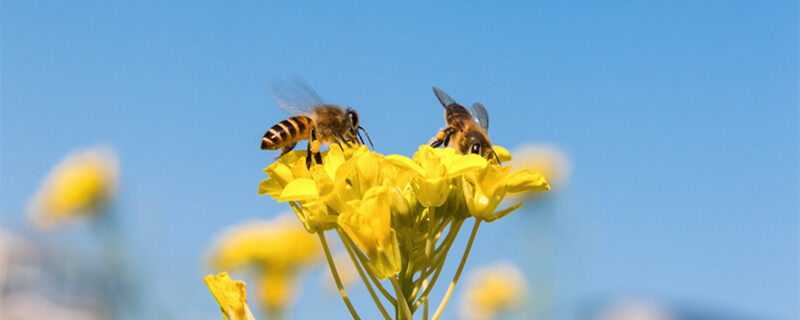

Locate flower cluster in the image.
[257,144,548,319]
[208,216,320,316]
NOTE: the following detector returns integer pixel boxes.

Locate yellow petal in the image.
[337,186,392,257]
[492,146,513,163]
[446,153,488,177]
[506,169,550,194]
[278,179,319,202]
[258,178,283,198]
[204,272,255,320]
[384,155,426,177]
[263,162,294,186]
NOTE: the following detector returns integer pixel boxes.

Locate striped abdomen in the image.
[261,116,313,150]
[445,104,473,128]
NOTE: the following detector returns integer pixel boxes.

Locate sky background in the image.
[2,1,797,319]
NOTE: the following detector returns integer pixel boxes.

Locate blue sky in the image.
[2,1,797,319]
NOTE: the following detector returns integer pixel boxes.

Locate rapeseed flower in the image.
[459,263,528,320]
[28,147,118,229]
[208,215,320,316]
[257,144,548,319]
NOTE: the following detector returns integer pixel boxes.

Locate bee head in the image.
[345,108,359,129]
[345,108,374,149]
[463,130,498,162]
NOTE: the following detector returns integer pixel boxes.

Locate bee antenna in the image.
[492,149,502,165]
[356,131,365,145]
[358,126,374,149]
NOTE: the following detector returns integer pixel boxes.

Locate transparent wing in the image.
[469,102,489,130]
[268,76,324,115]
[432,86,456,108]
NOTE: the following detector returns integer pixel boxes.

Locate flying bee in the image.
[428,86,501,163]
[261,77,373,167]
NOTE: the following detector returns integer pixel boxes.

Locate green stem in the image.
[342,233,397,305]
[390,276,414,320]
[430,219,481,320]
[336,228,393,320]
[317,231,361,320]
[423,296,429,320]
[411,219,464,310]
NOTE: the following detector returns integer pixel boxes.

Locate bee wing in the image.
[432,86,457,108]
[469,102,490,130]
[268,76,324,115]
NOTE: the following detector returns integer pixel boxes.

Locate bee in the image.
[428,86,501,163]
[261,77,373,167]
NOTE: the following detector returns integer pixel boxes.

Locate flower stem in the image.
[430,219,481,320]
[317,231,362,320]
[336,228,393,320]
[423,296,429,320]
[342,232,397,305]
[390,276,414,320]
[411,219,463,310]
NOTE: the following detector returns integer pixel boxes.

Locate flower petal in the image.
[204,272,255,320]
[492,146,513,163]
[446,154,488,177]
[384,155,426,177]
[278,179,319,202]
[506,169,550,194]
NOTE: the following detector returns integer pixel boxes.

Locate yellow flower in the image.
[257,143,549,317]
[511,144,570,195]
[384,145,486,207]
[257,272,295,315]
[28,147,118,229]
[208,215,320,315]
[209,215,320,272]
[462,163,549,221]
[204,272,256,320]
[337,186,401,279]
[460,263,528,320]
[260,145,362,232]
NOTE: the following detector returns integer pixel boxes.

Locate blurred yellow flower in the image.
[204,272,256,320]
[460,263,528,320]
[257,272,293,315]
[511,144,570,194]
[208,215,320,315]
[28,147,118,229]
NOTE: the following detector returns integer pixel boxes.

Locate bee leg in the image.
[314,151,323,164]
[430,127,456,148]
[334,132,351,148]
[307,128,323,168]
[275,143,297,160]
[442,129,454,147]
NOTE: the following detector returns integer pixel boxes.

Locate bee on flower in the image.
[256,141,549,320]
[28,147,118,229]
[207,215,321,317]
[459,263,528,320]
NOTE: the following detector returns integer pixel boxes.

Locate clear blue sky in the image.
[2,1,797,319]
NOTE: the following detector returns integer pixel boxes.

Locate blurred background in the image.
[2,1,797,320]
